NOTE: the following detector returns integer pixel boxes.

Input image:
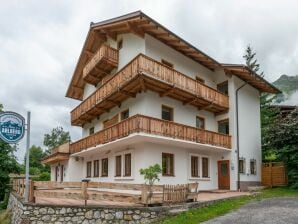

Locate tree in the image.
[243,45,264,77]
[264,109,298,188]
[43,127,71,154]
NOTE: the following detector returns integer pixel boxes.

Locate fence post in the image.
[82,181,89,206]
[270,162,273,188]
[29,180,35,203]
[141,185,148,206]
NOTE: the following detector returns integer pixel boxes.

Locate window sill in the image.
[114,176,134,181]
[162,175,175,177]
[189,177,211,181]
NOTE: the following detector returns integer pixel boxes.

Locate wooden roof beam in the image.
[126,21,144,38]
[159,86,175,97]
[101,29,117,41]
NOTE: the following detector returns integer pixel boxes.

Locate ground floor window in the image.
[191,156,199,177]
[162,153,174,176]
[250,159,256,175]
[101,158,108,177]
[86,161,92,178]
[202,157,210,178]
[115,155,122,177]
[124,153,132,176]
[239,158,246,174]
[93,160,99,177]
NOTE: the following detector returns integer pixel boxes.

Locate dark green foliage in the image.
[264,109,298,188]
[243,45,264,77]
[43,127,71,154]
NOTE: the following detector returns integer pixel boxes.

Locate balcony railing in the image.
[41,143,70,165]
[70,114,231,154]
[83,44,118,85]
[71,54,229,126]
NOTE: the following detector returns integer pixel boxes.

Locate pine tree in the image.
[243,45,264,77]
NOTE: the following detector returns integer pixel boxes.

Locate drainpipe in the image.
[236,82,248,191]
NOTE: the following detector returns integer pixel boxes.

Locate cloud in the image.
[1,0,297,161]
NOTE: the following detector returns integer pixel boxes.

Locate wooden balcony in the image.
[71,54,229,126]
[41,143,70,165]
[70,114,231,154]
[83,44,118,85]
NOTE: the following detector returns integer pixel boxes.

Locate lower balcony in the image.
[70,114,231,154]
[41,143,70,165]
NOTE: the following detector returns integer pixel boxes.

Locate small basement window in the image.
[196,116,205,129]
[217,81,229,95]
[162,105,173,121]
[161,59,174,68]
[218,119,229,135]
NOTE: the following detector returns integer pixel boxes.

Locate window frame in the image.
[161,105,174,121]
[86,161,92,178]
[202,157,210,178]
[239,158,246,174]
[120,109,129,121]
[196,116,205,129]
[93,160,99,177]
[190,155,199,178]
[217,80,229,96]
[115,155,122,177]
[250,159,257,175]
[162,153,175,176]
[124,153,132,177]
[101,158,109,177]
[89,127,95,135]
[218,119,229,135]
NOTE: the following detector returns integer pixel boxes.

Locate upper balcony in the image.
[70,114,231,154]
[83,44,118,85]
[41,142,70,165]
[71,54,229,126]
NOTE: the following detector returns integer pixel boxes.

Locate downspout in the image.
[236,82,248,191]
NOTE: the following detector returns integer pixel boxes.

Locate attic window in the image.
[161,59,174,68]
[117,39,123,50]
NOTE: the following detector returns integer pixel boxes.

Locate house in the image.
[41,11,280,191]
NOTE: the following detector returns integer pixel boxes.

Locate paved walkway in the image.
[203,198,298,224]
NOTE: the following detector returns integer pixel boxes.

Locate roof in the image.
[222,64,281,94]
[66,11,281,100]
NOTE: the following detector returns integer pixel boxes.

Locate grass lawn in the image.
[155,187,298,224]
[0,210,11,224]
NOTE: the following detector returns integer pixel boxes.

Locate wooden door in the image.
[218,160,230,190]
[55,166,59,182]
[60,165,64,182]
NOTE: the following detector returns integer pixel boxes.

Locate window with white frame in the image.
[250,159,256,175]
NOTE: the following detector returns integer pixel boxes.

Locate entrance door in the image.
[60,165,64,182]
[218,160,230,190]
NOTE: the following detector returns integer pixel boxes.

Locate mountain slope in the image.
[273,75,298,104]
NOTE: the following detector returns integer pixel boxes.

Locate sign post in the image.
[0,111,29,201]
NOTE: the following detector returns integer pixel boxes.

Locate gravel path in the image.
[203,198,298,224]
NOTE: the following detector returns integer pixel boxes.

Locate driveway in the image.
[203,198,298,224]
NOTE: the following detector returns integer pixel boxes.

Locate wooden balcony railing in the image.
[51,142,70,155]
[71,54,229,126]
[70,114,231,154]
[83,44,118,85]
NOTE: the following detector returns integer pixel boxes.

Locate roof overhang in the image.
[41,153,70,165]
[66,11,222,100]
[222,64,281,94]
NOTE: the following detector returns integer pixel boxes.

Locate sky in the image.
[0,0,298,162]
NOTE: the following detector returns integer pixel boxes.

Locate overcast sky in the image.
[1,0,298,162]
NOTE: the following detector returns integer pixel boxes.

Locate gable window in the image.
[86,161,92,178]
[161,59,174,68]
[115,155,122,177]
[89,127,95,135]
[124,153,132,176]
[239,158,245,174]
[162,105,173,121]
[191,156,199,178]
[117,39,123,50]
[196,76,205,84]
[196,116,205,129]
[101,158,108,177]
[121,109,129,121]
[162,153,174,176]
[202,157,209,178]
[250,159,256,175]
[93,160,99,177]
[217,81,229,95]
[218,119,229,135]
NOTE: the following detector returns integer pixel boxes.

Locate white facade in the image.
[51,31,262,191]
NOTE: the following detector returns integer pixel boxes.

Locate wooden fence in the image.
[262,162,288,187]
[11,179,198,206]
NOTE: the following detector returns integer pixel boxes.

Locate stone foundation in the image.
[240,181,261,191]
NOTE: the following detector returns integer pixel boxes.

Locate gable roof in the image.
[66,11,280,100]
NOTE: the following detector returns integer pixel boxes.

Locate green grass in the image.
[0,210,11,224]
[155,187,298,224]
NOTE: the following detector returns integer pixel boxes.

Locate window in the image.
[89,127,94,135]
[86,161,92,178]
[162,153,174,176]
[117,39,123,50]
[202,157,209,178]
[161,59,174,68]
[250,159,256,175]
[93,160,99,177]
[217,81,229,95]
[191,156,199,177]
[196,116,205,129]
[103,114,119,129]
[162,105,173,121]
[115,155,122,177]
[124,153,132,176]
[218,119,229,135]
[196,76,205,84]
[101,158,108,177]
[121,109,129,121]
[239,158,245,174]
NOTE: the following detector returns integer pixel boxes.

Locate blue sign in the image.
[0,111,25,143]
